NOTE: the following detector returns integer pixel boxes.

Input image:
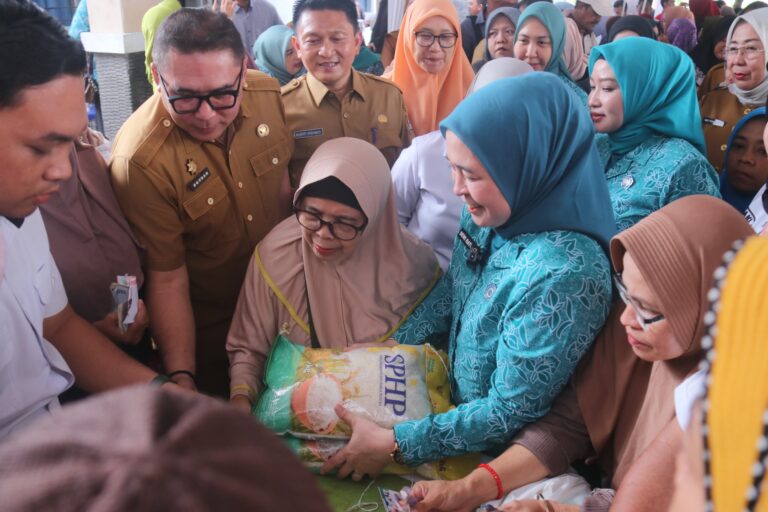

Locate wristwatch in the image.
[389,440,405,465]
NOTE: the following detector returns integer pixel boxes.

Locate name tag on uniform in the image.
[187,167,211,191]
[293,128,324,139]
[703,117,726,128]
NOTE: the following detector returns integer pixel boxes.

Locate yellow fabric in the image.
[709,236,768,511]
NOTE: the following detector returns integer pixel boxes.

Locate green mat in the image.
[315,474,412,511]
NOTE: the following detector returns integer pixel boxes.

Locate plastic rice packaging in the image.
[256,335,479,480]
[255,335,452,438]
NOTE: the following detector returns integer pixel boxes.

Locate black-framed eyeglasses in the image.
[414,31,458,48]
[613,273,665,331]
[294,208,367,241]
[159,65,243,115]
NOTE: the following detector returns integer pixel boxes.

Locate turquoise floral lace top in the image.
[596,133,721,232]
[392,213,612,465]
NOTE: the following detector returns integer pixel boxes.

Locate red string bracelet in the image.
[478,463,504,500]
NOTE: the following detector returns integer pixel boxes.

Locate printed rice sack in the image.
[256,335,479,480]
[255,335,451,438]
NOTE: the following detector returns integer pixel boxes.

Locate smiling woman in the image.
[226,137,440,410]
[513,2,588,105]
[699,7,768,172]
[386,0,475,136]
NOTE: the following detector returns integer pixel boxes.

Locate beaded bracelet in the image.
[478,463,504,500]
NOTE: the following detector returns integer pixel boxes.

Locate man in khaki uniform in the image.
[283,0,411,186]
[110,9,292,397]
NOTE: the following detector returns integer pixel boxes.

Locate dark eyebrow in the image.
[175,81,238,95]
[41,132,77,143]
[38,121,88,144]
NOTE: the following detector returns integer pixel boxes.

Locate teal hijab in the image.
[514,2,572,80]
[440,73,616,250]
[589,38,706,157]
[252,25,300,86]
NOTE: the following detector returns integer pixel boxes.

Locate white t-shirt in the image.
[392,131,464,271]
[0,210,73,441]
[745,184,768,235]
[674,368,707,430]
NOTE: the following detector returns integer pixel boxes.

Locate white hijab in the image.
[727,7,768,106]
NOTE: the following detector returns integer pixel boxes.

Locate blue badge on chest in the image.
[187,167,211,191]
[293,128,324,139]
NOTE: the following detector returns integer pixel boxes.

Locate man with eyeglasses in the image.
[282,0,411,187]
[110,8,293,397]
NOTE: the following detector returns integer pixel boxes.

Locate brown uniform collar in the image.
[305,69,366,107]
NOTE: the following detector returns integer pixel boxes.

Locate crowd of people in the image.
[2,0,768,510]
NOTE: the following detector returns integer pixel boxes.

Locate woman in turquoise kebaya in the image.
[321,73,614,478]
[589,37,720,232]
[513,2,588,106]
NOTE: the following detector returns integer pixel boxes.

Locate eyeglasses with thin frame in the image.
[294,208,367,241]
[414,31,459,48]
[158,64,244,115]
[725,44,766,60]
[613,273,665,331]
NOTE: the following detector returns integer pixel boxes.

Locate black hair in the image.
[0,0,86,109]
[299,176,363,212]
[153,8,245,72]
[293,0,359,32]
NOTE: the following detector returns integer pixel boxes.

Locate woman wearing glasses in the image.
[699,7,768,173]
[513,2,588,106]
[588,38,720,232]
[408,195,753,512]
[225,138,440,411]
[385,0,474,137]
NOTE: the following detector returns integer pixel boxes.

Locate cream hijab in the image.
[726,7,768,106]
[255,138,440,346]
[574,195,754,487]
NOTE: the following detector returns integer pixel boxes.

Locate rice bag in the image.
[258,336,479,480]
[254,335,452,439]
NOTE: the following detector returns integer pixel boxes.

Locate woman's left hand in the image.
[320,403,395,480]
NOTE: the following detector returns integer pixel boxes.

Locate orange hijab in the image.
[387,0,474,136]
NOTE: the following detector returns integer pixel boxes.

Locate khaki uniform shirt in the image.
[700,85,756,173]
[110,71,292,395]
[282,69,410,186]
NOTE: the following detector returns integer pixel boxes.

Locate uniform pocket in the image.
[250,140,292,177]
[182,174,231,221]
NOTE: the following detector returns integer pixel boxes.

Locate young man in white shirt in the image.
[0,0,170,441]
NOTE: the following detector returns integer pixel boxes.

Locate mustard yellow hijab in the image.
[702,235,768,511]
